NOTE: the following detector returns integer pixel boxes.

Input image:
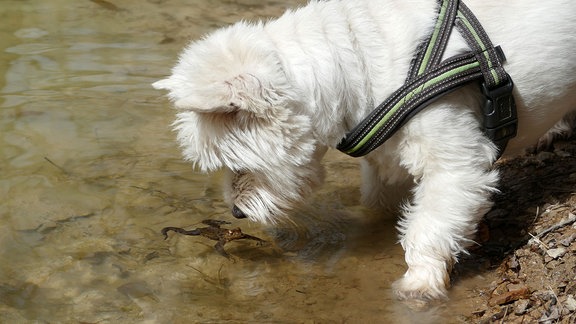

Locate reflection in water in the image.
[0,0,489,322]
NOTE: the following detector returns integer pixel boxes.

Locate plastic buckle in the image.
[481,76,517,142]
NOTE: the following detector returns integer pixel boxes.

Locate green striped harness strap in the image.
[337,0,517,157]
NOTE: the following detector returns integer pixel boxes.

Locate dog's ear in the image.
[152,77,234,113]
[153,72,282,116]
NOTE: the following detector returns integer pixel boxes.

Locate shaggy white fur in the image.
[153,0,576,301]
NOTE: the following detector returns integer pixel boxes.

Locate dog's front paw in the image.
[392,266,450,308]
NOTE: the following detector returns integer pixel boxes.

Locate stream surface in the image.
[0,1,489,322]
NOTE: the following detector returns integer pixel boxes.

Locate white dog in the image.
[153,0,576,301]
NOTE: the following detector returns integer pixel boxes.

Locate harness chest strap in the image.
[337,0,517,158]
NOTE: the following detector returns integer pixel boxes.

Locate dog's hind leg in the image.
[391,104,499,301]
[536,110,576,151]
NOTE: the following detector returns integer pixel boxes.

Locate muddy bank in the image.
[457,139,576,323]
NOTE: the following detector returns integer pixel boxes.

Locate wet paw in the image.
[392,270,449,308]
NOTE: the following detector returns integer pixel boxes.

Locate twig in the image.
[89,0,121,11]
[528,233,549,250]
[535,215,576,239]
[499,306,509,324]
[44,157,70,176]
[186,264,228,291]
[547,286,563,315]
[217,263,226,287]
[531,206,540,225]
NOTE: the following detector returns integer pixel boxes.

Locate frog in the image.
[161,219,266,259]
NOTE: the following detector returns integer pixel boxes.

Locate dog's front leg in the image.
[360,155,412,215]
[391,104,500,301]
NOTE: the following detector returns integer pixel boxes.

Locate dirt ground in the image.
[456,138,576,323]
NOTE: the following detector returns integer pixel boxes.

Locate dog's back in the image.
[463,0,576,153]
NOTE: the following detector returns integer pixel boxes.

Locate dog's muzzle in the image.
[232,205,247,219]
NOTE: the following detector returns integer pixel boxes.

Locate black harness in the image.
[337,0,517,157]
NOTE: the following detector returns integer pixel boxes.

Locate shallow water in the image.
[0,1,491,323]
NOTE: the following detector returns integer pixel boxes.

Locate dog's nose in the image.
[232,205,247,219]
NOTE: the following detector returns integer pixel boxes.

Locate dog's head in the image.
[153,22,326,224]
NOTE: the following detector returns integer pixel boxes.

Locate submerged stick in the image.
[44,157,70,176]
[89,0,121,11]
